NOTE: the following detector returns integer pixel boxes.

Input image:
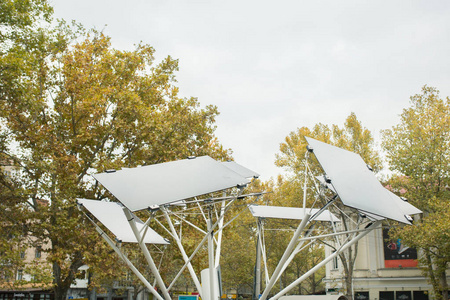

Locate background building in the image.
[323,224,440,300]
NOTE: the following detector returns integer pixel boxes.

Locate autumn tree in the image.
[382,86,450,300]
[220,206,258,295]
[274,113,382,300]
[0,2,229,299]
[0,0,54,287]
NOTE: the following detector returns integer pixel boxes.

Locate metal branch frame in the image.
[253,161,368,299]
[77,145,420,300]
[252,138,421,300]
[79,156,262,300]
[79,209,165,300]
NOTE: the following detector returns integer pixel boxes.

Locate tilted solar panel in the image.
[248,205,340,222]
[221,161,259,179]
[315,174,420,220]
[93,156,250,211]
[77,198,169,244]
[305,137,421,224]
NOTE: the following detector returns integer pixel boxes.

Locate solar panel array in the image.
[305,137,421,224]
[93,156,252,211]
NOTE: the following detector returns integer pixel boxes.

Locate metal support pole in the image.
[94,227,164,300]
[302,151,310,215]
[274,225,316,285]
[215,196,226,267]
[167,196,237,292]
[167,217,217,290]
[207,203,216,300]
[123,208,171,300]
[162,207,204,299]
[269,220,382,300]
[260,223,269,286]
[253,218,263,300]
[259,213,311,300]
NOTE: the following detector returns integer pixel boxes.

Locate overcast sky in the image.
[50,0,450,180]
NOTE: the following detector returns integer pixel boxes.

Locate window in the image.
[354,292,369,300]
[396,291,411,300]
[332,256,339,269]
[35,247,41,259]
[17,270,23,280]
[20,251,25,259]
[413,291,428,300]
[380,291,394,300]
[331,251,338,269]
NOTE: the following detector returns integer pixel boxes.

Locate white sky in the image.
[50,0,450,180]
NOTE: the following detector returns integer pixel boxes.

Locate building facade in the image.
[323,224,442,300]
[0,241,54,300]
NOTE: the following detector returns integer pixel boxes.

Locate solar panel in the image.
[305,137,421,224]
[221,161,259,179]
[315,175,420,220]
[387,190,422,216]
[93,156,250,211]
[77,198,169,244]
[248,205,340,222]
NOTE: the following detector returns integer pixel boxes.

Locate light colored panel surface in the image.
[77,198,168,244]
[305,137,420,224]
[93,156,250,211]
[221,161,259,178]
[248,205,340,222]
[315,177,419,220]
[387,190,422,215]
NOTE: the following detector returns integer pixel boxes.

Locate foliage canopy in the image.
[0,1,229,299]
[382,86,450,300]
[273,112,381,300]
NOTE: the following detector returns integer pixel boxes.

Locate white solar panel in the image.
[387,190,422,216]
[315,175,420,220]
[305,137,421,224]
[93,156,250,211]
[77,198,169,244]
[221,161,259,179]
[248,205,340,222]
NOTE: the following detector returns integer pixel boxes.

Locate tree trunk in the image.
[311,273,316,295]
[51,249,84,300]
[339,251,353,300]
[344,270,353,300]
[53,262,70,300]
[133,286,144,300]
[425,251,440,299]
[439,269,448,300]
